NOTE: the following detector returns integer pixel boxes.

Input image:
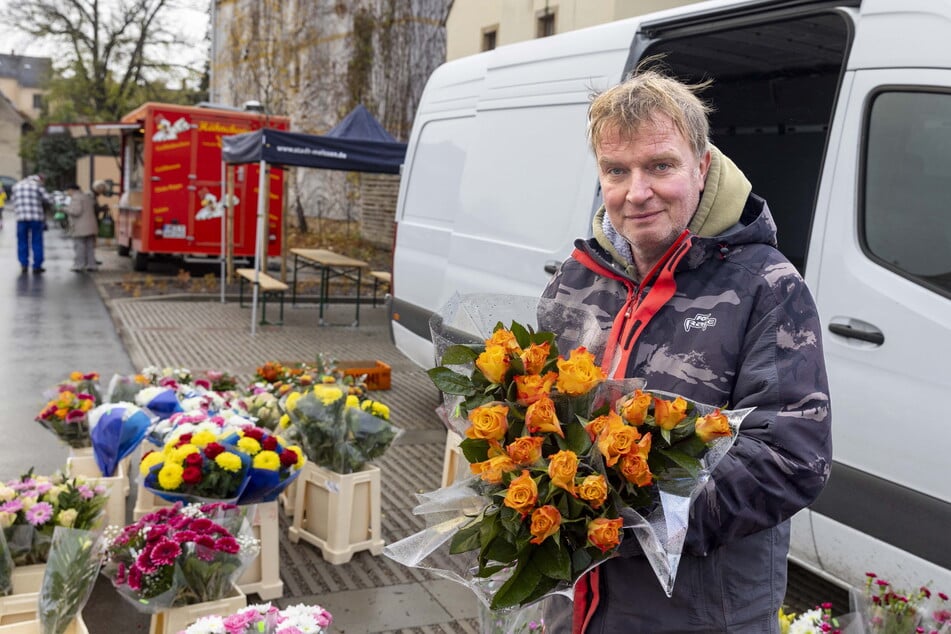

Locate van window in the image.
[863,90,951,296]
[401,118,471,226]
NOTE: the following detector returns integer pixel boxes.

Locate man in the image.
[12,173,52,274]
[542,69,832,632]
[65,183,99,272]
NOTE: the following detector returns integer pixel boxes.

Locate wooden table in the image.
[290,248,369,326]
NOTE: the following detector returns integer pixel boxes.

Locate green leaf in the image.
[564,418,592,454]
[460,437,490,463]
[427,367,476,395]
[441,344,480,365]
[534,538,571,580]
[483,534,518,564]
[490,554,543,610]
[655,449,703,479]
[510,321,531,348]
[449,519,483,554]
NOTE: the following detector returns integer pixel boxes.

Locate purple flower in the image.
[127,564,143,591]
[78,484,95,499]
[0,499,22,513]
[173,529,198,544]
[34,482,52,494]
[223,610,259,633]
[25,501,53,525]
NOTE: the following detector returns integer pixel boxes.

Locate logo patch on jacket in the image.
[684,313,717,333]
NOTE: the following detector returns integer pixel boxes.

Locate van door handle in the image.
[544,260,561,275]
[828,322,884,345]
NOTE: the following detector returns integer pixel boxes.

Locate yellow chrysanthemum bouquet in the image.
[280,383,398,474]
[140,420,306,505]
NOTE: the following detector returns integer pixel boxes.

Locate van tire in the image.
[130,246,148,272]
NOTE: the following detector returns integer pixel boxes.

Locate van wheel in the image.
[117,241,130,257]
[130,246,148,272]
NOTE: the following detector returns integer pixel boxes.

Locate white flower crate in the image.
[278,479,298,518]
[65,454,127,528]
[148,585,246,634]
[0,615,88,633]
[236,501,283,600]
[441,429,469,488]
[132,478,173,520]
[288,462,385,564]
[0,565,47,625]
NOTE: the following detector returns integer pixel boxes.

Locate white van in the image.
[390,0,951,595]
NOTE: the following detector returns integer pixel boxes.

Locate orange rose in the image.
[595,412,641,467]
[620,389,651,426]
[486,328,521,355]
[515,371,557,405]
[504,470,538,518]
[547,450,579,495]
[695,409,731,444]
[524,394,564,437]
[466,403,509,443]
[476,344,510,384]
[578,474,608,509]
[555,347,605,396]
[653,396,688,430]
[506,436,545,466]
[529,505,562,545]
[618,435,652,487]
[587,517,623,553]
[470,454,518,484]
[519,342,551,375]
[585,413,613,442]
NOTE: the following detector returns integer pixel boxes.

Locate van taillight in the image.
[389,221,397,297]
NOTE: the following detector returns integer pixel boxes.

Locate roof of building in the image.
[0,54,52,88]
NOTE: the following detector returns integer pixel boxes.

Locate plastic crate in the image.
[334,360,391,391]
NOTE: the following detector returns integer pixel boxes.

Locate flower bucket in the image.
[148,585,246,634]
[288,462,385,564]
[132,478,173,521]
[9,565,44,595]
[0,615,88,633]
[65,454,127,528]
[0,592,38,626]
[441,429,469,488]
[236,501,283,600]
[278,479,298,518]
[0,565,46,626]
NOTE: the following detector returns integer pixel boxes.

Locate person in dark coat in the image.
[542,68,832,633]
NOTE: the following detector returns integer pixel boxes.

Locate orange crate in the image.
[334,360,391,390]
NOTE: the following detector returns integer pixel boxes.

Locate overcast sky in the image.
[0,1,209,75]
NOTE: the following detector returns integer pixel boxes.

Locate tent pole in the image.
[251,159,267,335]
[220,160,226,304]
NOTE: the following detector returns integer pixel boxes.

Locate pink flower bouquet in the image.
[178,602,333,634]
[102,502,259,612]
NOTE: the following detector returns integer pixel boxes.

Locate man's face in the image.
[596,114,710,273]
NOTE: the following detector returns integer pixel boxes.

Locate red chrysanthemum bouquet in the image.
[101,502,259,611]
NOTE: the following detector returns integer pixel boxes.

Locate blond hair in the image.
[588,68,712,158]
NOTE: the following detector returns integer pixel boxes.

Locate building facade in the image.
[446,0,703,60]
[0,54,51,180]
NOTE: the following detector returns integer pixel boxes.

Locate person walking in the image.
[12,173,52,274]
[65,183,99,272]
[542,67,832,633]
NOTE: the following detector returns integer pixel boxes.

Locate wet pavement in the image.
[0,208,847,632]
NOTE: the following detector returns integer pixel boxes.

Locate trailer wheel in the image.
[117,241,130,257]
[130,245,148,272]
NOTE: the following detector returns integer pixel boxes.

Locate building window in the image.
[482,27,497,52]
[32,94,43,109]
[537,10,556,38]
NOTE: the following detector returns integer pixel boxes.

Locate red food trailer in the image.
[115,103,290,270]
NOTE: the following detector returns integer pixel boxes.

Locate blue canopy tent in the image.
[220,105,407,333]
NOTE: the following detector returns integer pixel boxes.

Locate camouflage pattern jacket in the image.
[542,194,832,633]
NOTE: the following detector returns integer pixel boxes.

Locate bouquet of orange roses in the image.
[384,294,751,610]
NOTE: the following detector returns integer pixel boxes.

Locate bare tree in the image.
[5,0,208,120]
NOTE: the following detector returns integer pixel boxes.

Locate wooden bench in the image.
[236,268,289,325]
[368,271,391,307]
